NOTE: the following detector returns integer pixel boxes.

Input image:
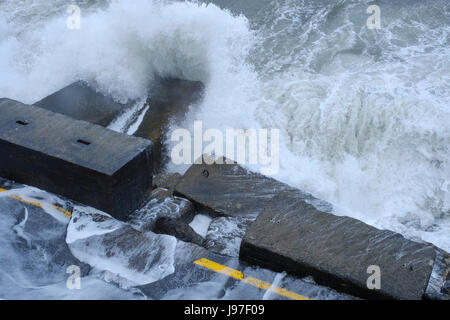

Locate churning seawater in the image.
[0,0,449,254]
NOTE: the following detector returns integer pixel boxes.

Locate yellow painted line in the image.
[194,258,311,300]
[0,188,72,218]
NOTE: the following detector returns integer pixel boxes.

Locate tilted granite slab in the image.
[174,157,329,217]
[240,190,437,300]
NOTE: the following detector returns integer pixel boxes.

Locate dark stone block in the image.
[34,81,129,127]
[136,250,224,300]
[175,156,326,217]
[240,190,437,300]
[134,79,204,172]
[154,217,204,247]
[0,98,153,220]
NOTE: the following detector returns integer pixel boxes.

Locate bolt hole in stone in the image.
[202,170,209,178]
[16,120,29,126]
[77,139,91,146]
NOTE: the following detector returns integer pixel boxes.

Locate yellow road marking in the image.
[0,188,72,218]
[194,258,311,300]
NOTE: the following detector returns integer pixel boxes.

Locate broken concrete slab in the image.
[175,156,329,217]
[240,190,437,300]
[128,188,195,233]
[154,217,205,247]
[0,99,153,221]
[133,79,204,172]
[34,81,130,127]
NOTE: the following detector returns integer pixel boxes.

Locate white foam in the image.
[12,207,31,247]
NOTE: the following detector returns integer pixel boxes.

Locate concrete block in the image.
[0,98,153,220]
[128,188,195,233]
[35,79,204,172]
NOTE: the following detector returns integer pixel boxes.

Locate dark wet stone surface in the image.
[240,190,437,300]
